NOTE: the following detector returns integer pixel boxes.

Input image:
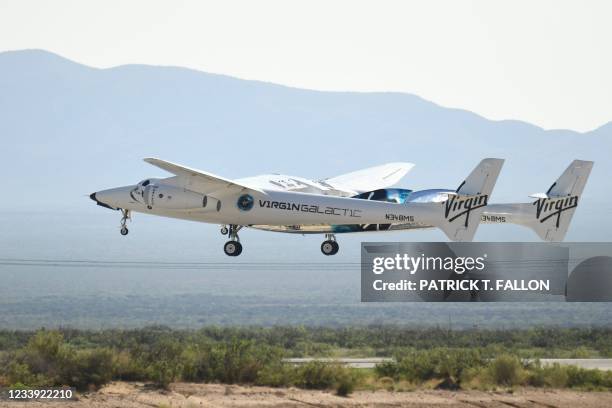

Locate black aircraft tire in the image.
[321,240,335,256]
[224,241,242,256]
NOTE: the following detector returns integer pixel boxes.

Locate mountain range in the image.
[1,49,610,241]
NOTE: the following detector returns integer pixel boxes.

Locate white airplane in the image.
[90,158,593,256]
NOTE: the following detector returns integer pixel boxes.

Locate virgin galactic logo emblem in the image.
[237,194,254,211]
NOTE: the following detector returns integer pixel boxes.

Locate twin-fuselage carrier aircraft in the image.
[90,158,593,256]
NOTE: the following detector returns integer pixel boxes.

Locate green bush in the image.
[210,339,283,384]
[294,362,340,389]
[146,338,184,389]
[112,351,146,381]
[487,355,523,386]
[566,366,612,389]
[527,363,569,388]
[6,362,48,387]
[384,348,485,384]
[255,364,294,387]
[374,361,399,380]
[3,331,114,390]
[335,372,356,397]
[61,348,114,390]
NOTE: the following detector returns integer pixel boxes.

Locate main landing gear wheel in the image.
[321,234,339,256]
[220,225,229,235]
[223,224,244,256]
[120,227,129,236]
[224,240,243,256]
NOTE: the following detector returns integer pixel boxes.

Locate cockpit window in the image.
[142,180,150,186]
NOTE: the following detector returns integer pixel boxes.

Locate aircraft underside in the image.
[250,223,433,234]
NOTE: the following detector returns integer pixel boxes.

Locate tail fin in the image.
[483,160,594,241]
[528,160,594,241]
[437,158,504,241]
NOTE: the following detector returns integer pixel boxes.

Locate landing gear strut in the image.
[120,209,131,236]
[223,224,243,256]
[321,233,339,256]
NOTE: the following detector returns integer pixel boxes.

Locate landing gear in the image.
[224,240,243,256]
[119,209,131,236]
[223,224,243,256]
[321,233,339,256]
[220,225,229,235]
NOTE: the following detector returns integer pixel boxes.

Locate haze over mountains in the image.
[1,49,610,241]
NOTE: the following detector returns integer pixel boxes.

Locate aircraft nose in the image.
[89,190,117,210]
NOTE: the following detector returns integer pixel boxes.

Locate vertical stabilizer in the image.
[437,158,505,241]
[482,160,594,241]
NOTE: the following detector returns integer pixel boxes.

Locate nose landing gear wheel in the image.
[119,209,131,236]
[321,240,339,256]
[224,241,243,257]
[220,226,229,235]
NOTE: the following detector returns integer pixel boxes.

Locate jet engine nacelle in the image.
[143,183,208,211]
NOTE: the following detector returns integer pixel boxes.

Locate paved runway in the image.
[539,358,612,371]
[284,358,393,368]
[284,358,612,370]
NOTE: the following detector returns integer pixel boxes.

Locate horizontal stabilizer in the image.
[529,193,549,199]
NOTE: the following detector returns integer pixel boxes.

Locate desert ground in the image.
[2,382,612,408]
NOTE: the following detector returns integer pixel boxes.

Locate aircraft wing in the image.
[323,162,414,193]
[143,158,263,195]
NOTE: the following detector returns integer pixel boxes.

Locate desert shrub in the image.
[543,365,569,388]
[527,363,569,388]
[291,361,360,395]
[20,331,67,384]
[215,340,262,383]
[387,348,485,384]
[487,355,523,386]
[146,338,184,389]
[565,366,612,389]
[111,350,146,381]
[570,346,592,358]
[436,349,484,381]
[294,361,340,389]
[255,364,295,387]
[5,362,50,387]
[374,361,399,379]
[335,371,357,397]
[211,339,283,384]
[179,344,209,382]
[378,376,394,391]
[3,331,114,390]
[59,348,114,390]
[295,362,352,390]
